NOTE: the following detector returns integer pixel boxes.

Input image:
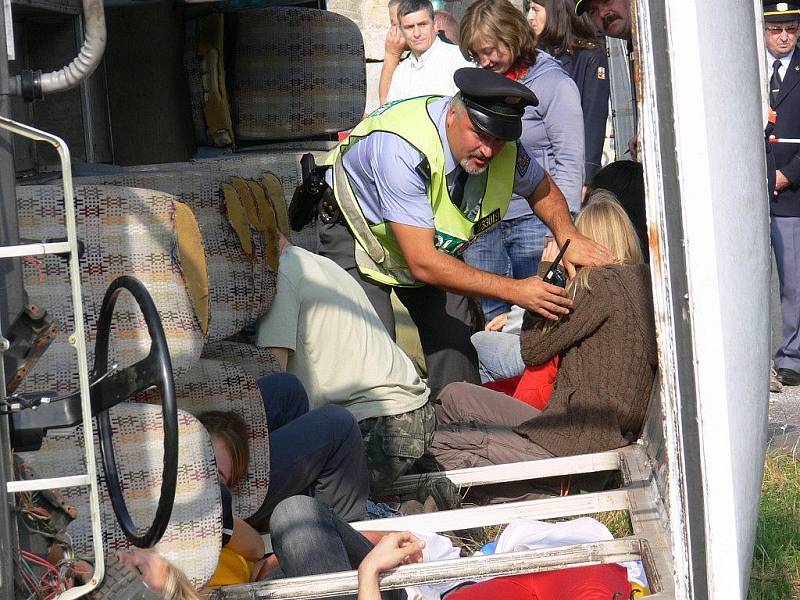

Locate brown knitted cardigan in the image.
[513,264,657,457]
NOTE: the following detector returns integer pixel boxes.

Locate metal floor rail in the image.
[217,444,675,599]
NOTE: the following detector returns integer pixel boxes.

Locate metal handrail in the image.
[0,115,105,599]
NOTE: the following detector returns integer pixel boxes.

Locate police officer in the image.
[764,1,800,385]
[319,68,614,397]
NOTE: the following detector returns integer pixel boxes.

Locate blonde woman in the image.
[429,200,657,488]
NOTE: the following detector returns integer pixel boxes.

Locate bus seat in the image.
[122,151,336,253]
[15,184,206,394]
[171,357,270,519]
[19,404,223,588]
[73,172,277,344]
[183,8,365,147]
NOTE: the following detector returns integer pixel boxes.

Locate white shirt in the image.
[386,36,474,103]
[254,246,429,421]
[767,46,795,82]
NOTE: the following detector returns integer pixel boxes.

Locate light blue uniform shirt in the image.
[325,97,545,228]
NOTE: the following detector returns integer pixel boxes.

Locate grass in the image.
[749,449,800,599]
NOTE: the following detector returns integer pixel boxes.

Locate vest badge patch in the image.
[516,146,531,176]
[597,67,607,80]
[473,209,501,236]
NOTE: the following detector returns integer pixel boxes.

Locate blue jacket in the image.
[506,51,585,218]
[554,45,610,183]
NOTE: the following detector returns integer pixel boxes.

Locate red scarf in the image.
[504,64,529,81]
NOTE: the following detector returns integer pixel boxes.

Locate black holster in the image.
[288,153,339,231]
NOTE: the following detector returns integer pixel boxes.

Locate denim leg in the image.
[250,405,369,527]
[470,331,525,383]
[463,226,512,320]
[257,372,309,432]
[505,214,550,280]
[270,495,404,600]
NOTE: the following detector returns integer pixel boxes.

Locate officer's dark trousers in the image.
[318,221,480,398]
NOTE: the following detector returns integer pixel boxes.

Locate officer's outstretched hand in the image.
[517,277,573,321]
[562,233,615,278]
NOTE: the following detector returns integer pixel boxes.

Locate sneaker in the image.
[777,367,800,387]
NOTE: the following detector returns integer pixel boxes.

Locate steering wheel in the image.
[92,275,178,548]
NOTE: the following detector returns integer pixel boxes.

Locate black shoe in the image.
[777,368,800,386]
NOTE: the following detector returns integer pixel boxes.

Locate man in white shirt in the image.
[381,0,472,105]
[254,232,433,492]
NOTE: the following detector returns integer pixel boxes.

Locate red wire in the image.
[20,550,59,574]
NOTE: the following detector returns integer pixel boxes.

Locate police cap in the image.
[454,68,539,142]
[764,1,800,22]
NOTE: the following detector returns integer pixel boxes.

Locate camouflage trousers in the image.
[359,401,436,494]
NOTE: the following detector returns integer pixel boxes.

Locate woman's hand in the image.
[485,312,509,331]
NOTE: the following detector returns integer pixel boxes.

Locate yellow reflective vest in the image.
[322,96,518,287]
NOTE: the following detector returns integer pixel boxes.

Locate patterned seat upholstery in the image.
[171,358,270,518]
[16,185,205,394]
[122,151,336,253]
[74,172,277,342]
[20,404,222,588]
[230,8,366,141]
[16,183,269,546]
[184,8,365,146]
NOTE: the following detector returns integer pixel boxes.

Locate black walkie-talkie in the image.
[542,239,570,288]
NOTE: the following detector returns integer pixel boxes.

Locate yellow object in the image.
[206,547,253,586]
[246,179,280,271]
[173,201,209,335]
[260,172,291,238]
[222,183,253,256]
[196,15,234,147]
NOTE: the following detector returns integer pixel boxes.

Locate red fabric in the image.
[504,65,529,81]
[481,356,559,410]
[444,564,632,600]
[482,376,520,396]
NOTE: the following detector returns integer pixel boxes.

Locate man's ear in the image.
[446,105,457,128]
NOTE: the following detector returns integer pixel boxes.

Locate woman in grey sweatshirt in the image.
[460,0,585,320]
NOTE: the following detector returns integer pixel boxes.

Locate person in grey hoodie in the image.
[460,0,585,320]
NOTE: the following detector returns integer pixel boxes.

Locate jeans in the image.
[464,214,550,320]
[250,374,369,528]
[270,495,405,600]
[470,331,525,383]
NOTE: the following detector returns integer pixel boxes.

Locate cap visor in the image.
[466,108,521,142]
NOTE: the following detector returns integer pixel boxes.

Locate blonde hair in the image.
[569,199,644,295]
[161,563,201,600]
[460,0,538,69]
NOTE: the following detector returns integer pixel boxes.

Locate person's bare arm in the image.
[357,532,425,600]
[379,26,406,105]
[527,172,615,274]
[267,347,289,370]
[226,517,267,562]
[391,222,572,320]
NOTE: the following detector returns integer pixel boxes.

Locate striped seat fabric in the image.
[16,185,205,395]
[19,404,222,588]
